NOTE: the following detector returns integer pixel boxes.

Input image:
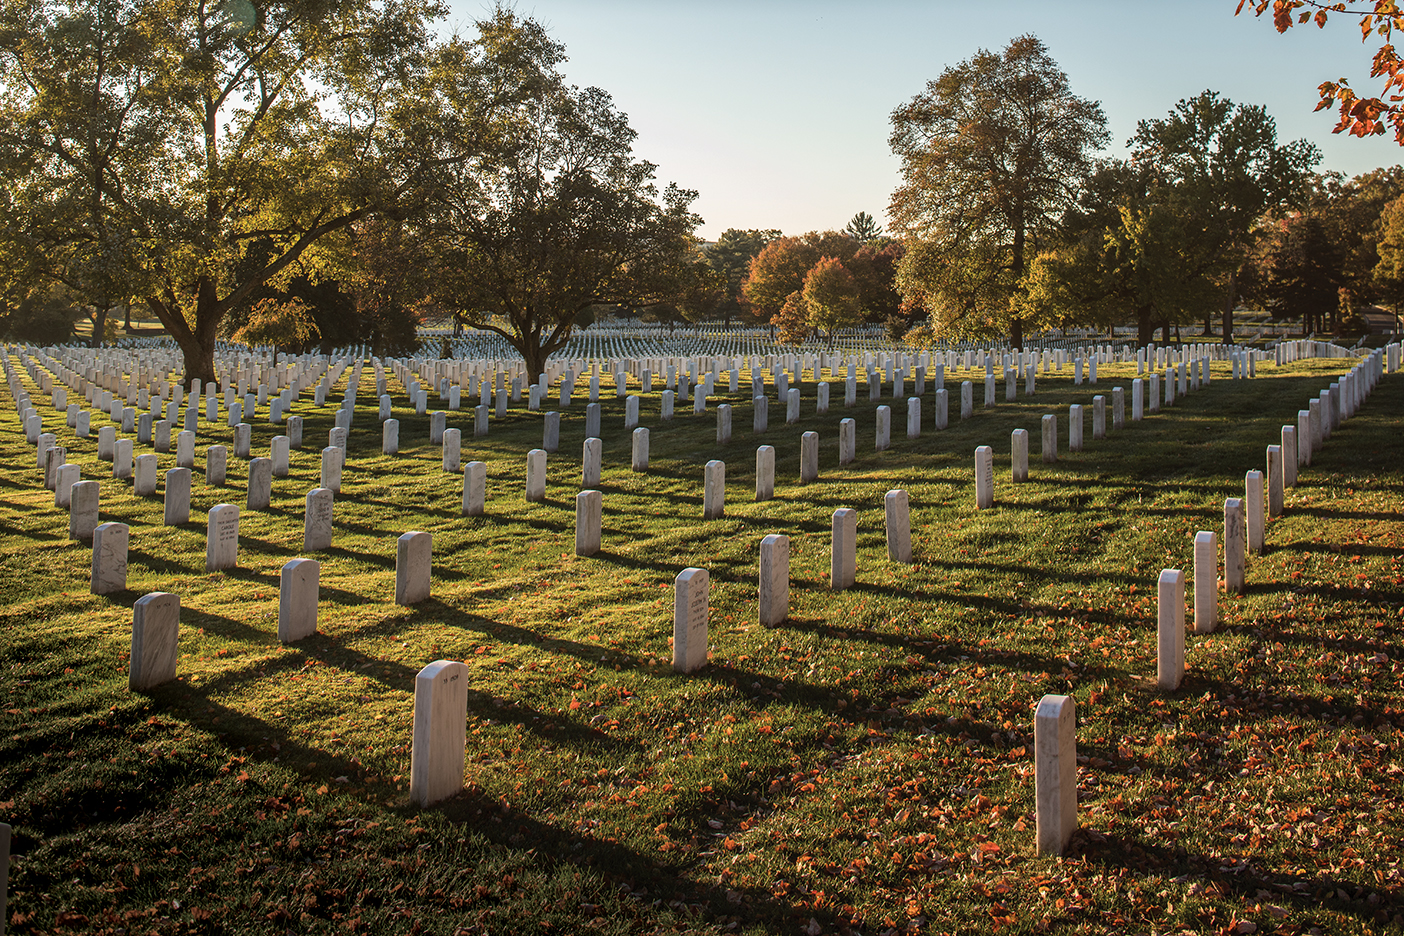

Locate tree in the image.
[423,19,703,382]
[705,228,780,326]
[0,0,173,348]
[0,0,494,384]
[741,231,859,325]
[1129,91,1319,341]
[888,34,1108,348]
[801,256,861,345]
[1238,1,1404,143]
[229,297,318,365]
[843,211,884,244]
[848,239,905,322]
[1253,214,1344,334]
[1373,193,1404,330]
[1021,195,1225,344]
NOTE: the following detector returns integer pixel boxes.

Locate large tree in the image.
[0,0,175,347]
[0,0,552,382]
[704,228,779,326]
[423,66,704,380]
[887,34,1107,348]
[1127,90,1319,342]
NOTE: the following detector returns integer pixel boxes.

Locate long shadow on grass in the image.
[1076,828,1401,931]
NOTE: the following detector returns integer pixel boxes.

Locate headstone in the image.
[1011,428,1029,482]
[233,423,251,458]
[1266,444,1284,518]
[542,412,560,454]
[474,404,489,437]
[320,446,343,493]
[831,507,857,590]
[288,414,303,449]
[625,395,639,429]
[1034,694,1077,856]
[278,558,319,643]
[586,402,601,438]
[1157,570,1185,691]
[395,531,432,605]
[55,463,80,508]
[575,489,602,556]
[154,419,171,453]
[715,403,733,444]
[1297,409,1312,468]
[960,380,973,419]
[164,467,191,525]
[69,479,99,541]
[631,428,649,472]
[905,397,921,439]
[755,445,775,501]
[1111,386,1125,430]
[785,388,799,424]
[205,504,239,571]
[875,405,890,451]
[270,435,290,477]
[673,568,710,673]
[379,393,392,421]
[758,534,789,627]
[1223,498,1245,596]
[440,427,462,473]
[816,382,829,414]
[409,659,470,807]
[1280,426,1297,488]
[383,418,400,455]
[176,429,195,468]
[582,437,602,488]
[129,592,179,690]
[294,482,334,550]
[1245,470,1265,555]
[884,489,911,563]
[247,457,272,510]
[1069,404,1083,452]
[753,395,767,433]
[800,431,819,483]
[523,448,548,502]
[974,445,994,509]
[1193,530,1217,633]
[934,388,949,430]
[98,425,116,461]
[984,374,996,406]
[462,461,487,517]
[206,444,227,486]
[90,522,129,595]
[134,453,158,496]
[1092,395,1106,440]
[704,460,725,520]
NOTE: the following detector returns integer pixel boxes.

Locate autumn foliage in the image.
[1239,0,1404,142]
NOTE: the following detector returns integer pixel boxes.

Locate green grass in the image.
[3,352,1403,935]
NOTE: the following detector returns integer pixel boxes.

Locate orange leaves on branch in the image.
[1239,0,1404,142]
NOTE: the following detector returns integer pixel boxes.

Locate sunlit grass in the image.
[3,353,1402,934]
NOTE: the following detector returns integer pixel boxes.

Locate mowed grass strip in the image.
[2,353,1403,935]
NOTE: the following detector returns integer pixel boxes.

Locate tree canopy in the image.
[888,34,1108,348]
[422,17,704,380]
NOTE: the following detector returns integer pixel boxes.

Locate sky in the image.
[446,0,1404,240]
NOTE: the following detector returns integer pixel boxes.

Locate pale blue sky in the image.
[448,1,1404,239]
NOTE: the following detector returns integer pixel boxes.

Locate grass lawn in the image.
[2,350,1402,935]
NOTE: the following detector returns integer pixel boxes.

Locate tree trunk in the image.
[1009,316,1024,352]
[123,304,133,330]
[1137,306,1156,346]
[89,304,110,348]
[522,340,548,385]
[1202,312,1212,337]
[1221,269,1237,344]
